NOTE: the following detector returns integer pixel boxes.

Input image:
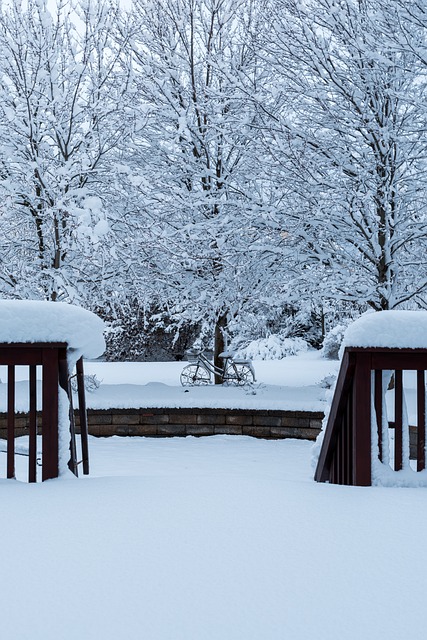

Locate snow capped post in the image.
[315,311,427,487]
[0,301,105,482]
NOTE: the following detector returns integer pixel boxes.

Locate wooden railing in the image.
[0,343,89,482]
[315,347,427,486]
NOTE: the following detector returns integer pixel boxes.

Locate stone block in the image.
[169,413,197,425]
[157,424,186,436]
[214,425,243,435]
[293,411,316,418]
[252,415,282,427]
[225,414,252,426]
[196,413,226,425]
[271,426,319,440]
[271,426,299,438]
[112,413,140,425]
[297,428,320,440]
[128,424,157,436]
[281,417,297,427]
[295,418,310,428]
[87,413,112,425]
[115,425,129,436]
[88,425,100,436]
[309,419,323,430]
[186,425,215,436]
[243,426,271,438]
[14,417,29,429]
[96,424,117,437]
[140,413,169,425]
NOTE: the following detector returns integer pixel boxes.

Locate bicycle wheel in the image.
[180,364,211,386]
[224,363,255,385]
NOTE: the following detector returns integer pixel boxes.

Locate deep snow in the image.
[0,351,426,638]
[2,435,427,640]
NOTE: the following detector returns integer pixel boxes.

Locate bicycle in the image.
[180,350,256,386]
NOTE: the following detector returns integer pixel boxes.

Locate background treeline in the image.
[1,0,427,360]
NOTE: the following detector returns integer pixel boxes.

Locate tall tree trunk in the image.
[214,312,228,384]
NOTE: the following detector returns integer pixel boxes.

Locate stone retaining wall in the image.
[0,407,324,441]
[2,409,419,456]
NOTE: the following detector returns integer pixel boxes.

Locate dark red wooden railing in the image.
[1,343,89,482]
[315,347,427,486]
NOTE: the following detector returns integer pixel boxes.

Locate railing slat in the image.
[340,416,347,485]
[7,365,15,479]
[335,423,342,484]
[314,350,356,482]
[395,370,403,471]
[29,365,37,483]
[346,390,353,485]
[76,357,89,475]
[374,370,383,462]
[417,370,426,472]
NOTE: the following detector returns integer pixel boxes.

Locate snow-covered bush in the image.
[321,324,348,360]
[103,302,199,361]
[234,334,309,360]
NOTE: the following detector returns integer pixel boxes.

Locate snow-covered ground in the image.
[0,349,426,638]
[0,351,339,412]
[2,434,426,640]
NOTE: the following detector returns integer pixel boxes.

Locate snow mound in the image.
[322,323,348,359]
[343,310,427,350]
[236,335,309,360]
[0,300,105,359]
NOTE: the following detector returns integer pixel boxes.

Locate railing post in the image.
[42,348,59,481]
[352,352,372,486]
[394,369,403,471]
[417,370,425,472]
[29,365,37,483]
[7,365,15,480]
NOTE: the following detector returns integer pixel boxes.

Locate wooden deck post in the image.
[7,365,15,480]
[352,352,372,486]
[42,347,60,481]
[417,370,426,471]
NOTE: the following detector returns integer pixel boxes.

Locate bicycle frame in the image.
[196,352,227,377]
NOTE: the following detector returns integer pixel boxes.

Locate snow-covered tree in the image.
[0,0,133,303]
[125,0,281,377]
[263,0,427,312]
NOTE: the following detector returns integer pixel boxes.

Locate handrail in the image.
[314,349,356,483]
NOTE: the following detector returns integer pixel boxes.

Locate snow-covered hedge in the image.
[234,334,309,360]
[321,324,348,360]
